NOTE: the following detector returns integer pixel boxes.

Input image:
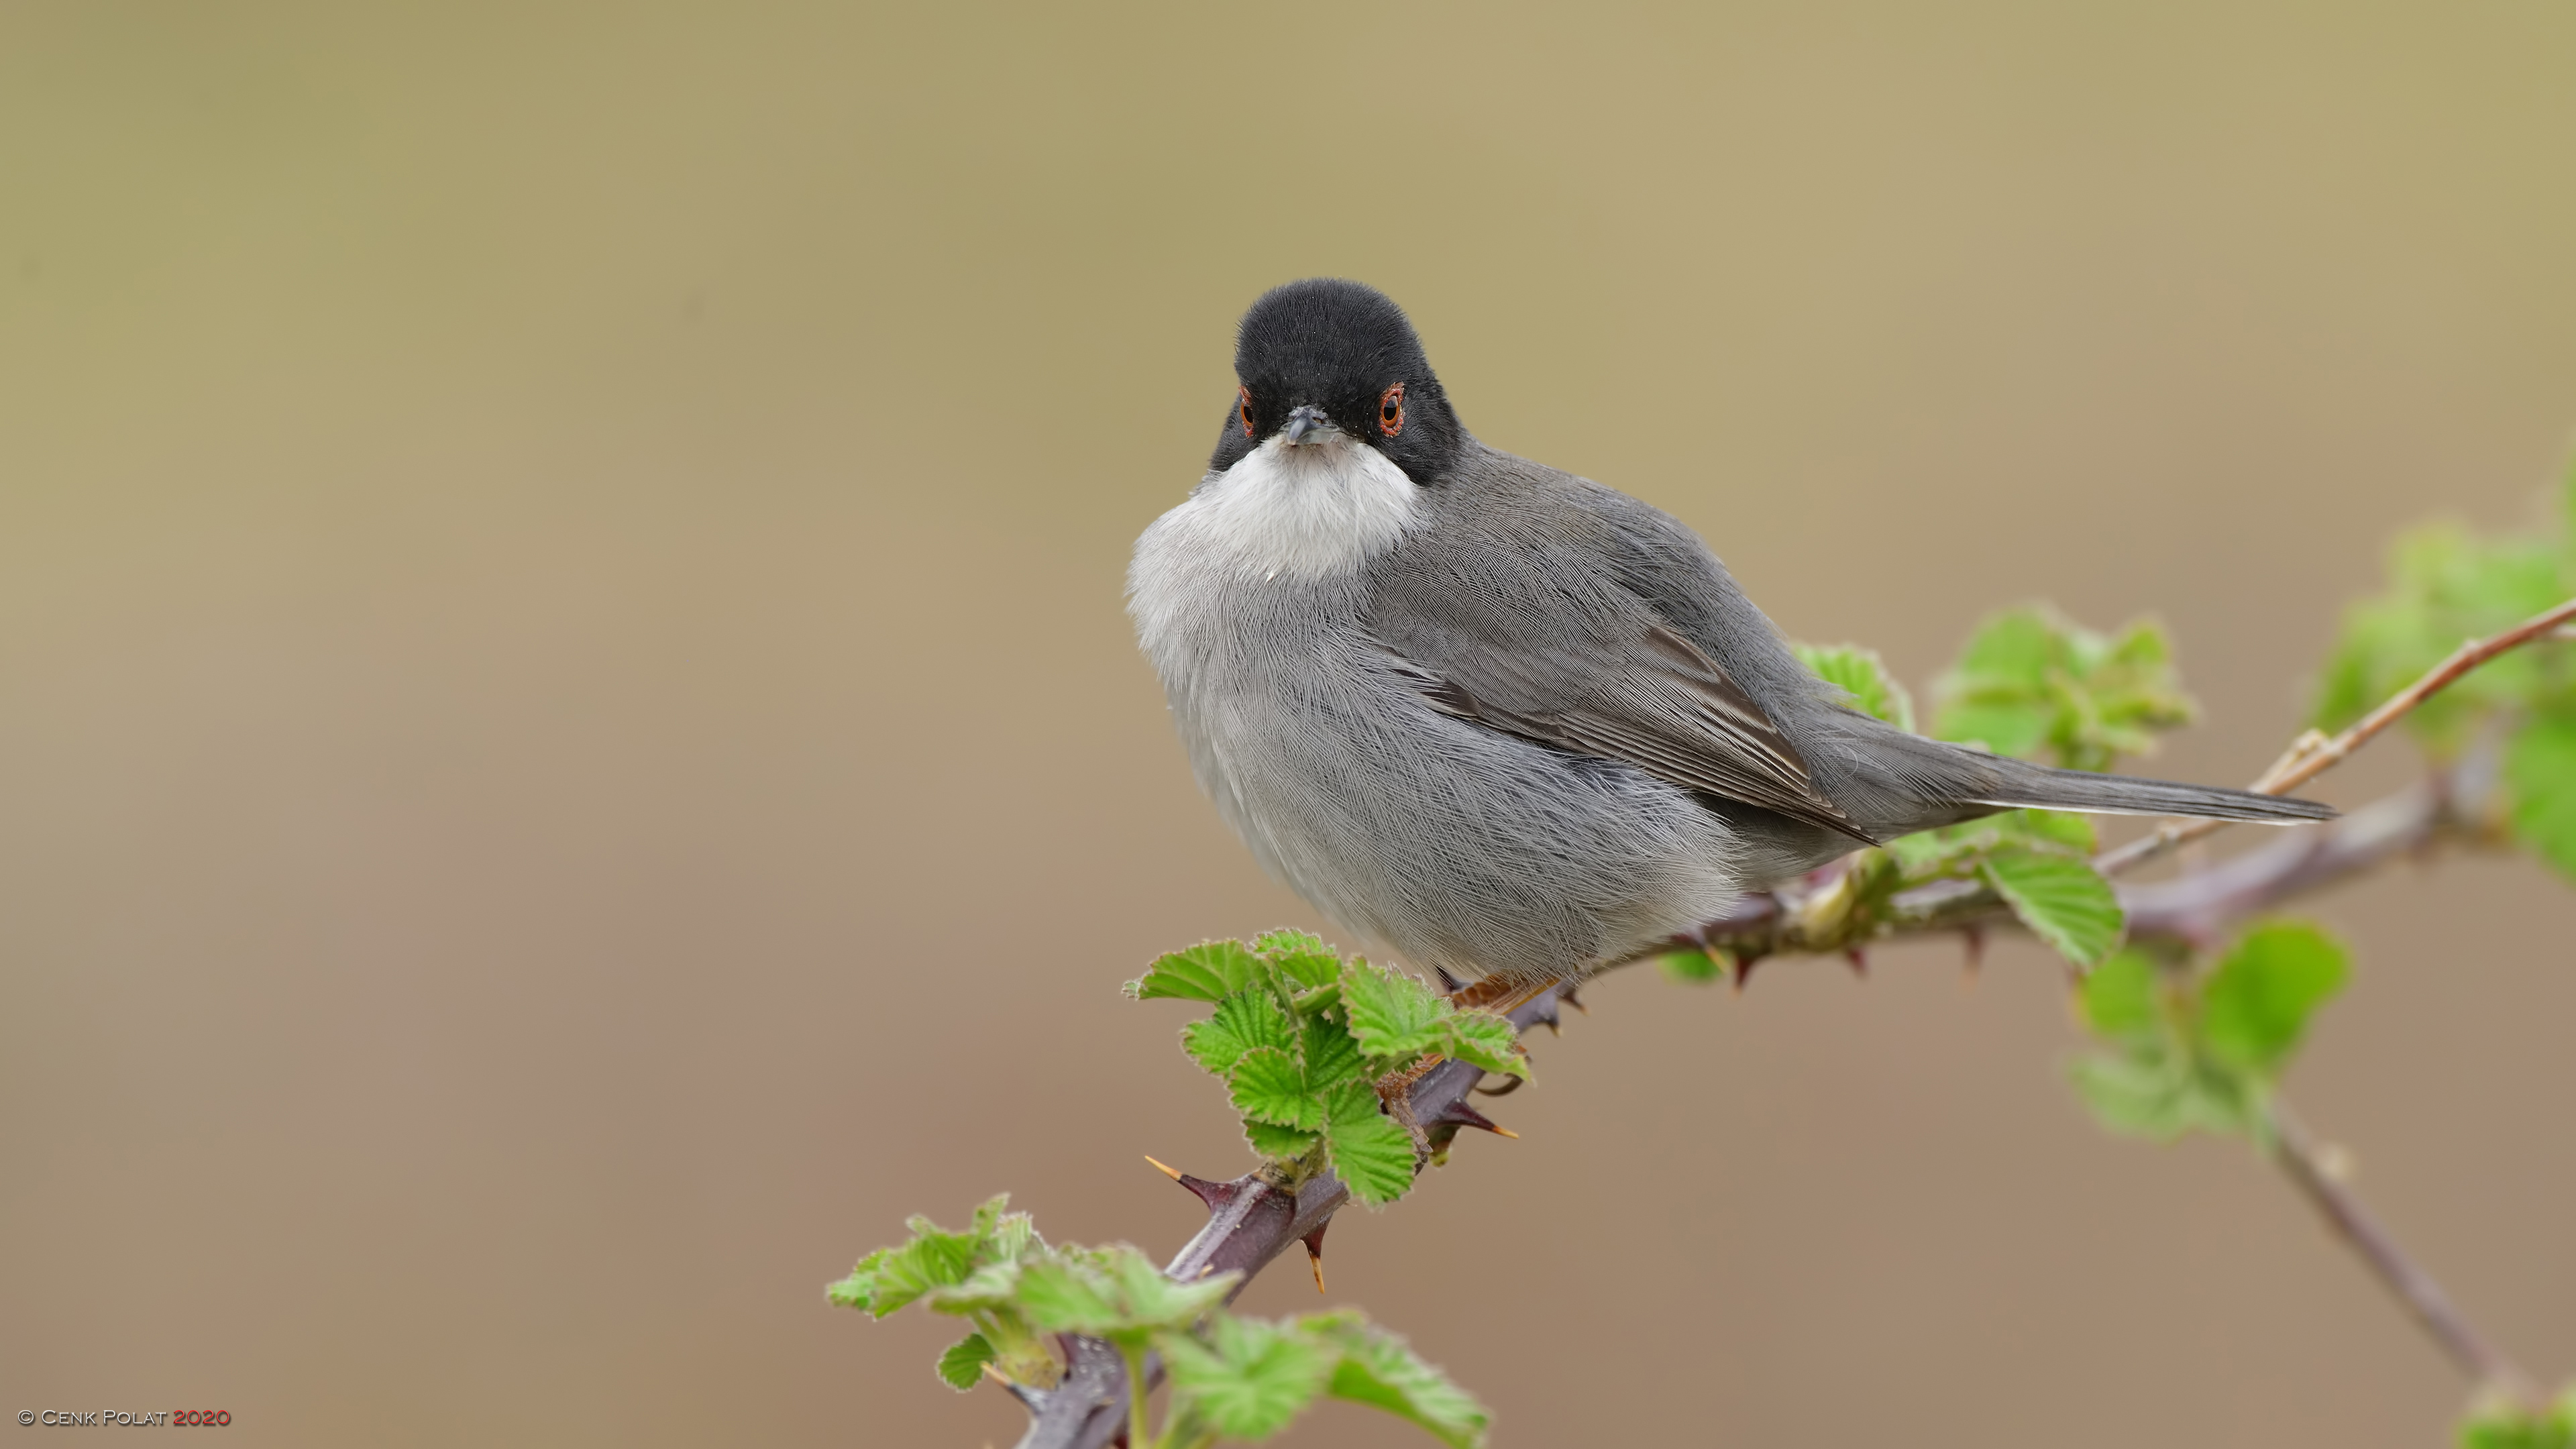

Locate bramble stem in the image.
[2266,1099,2538,1405]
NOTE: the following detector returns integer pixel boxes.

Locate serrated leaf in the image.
[1984,848,2123,966]
[1017,1246,1236,1340]
[1163,1314,1337,1440]
[826,1247,890,1310]
[1341,958,1450,1059]
[1794,642,1917,732]
[840,1224,979,1318]
[1243,1120,1321,1158]
[922,1260,1026,1314]
[1183,989,1299,1077]
[2508,714,2576,881]
[1307,1312,1492,1449]
[1128,941,1264,1003]
[1228,1046,1325,1129]
[1254,929,1344,989]
[1441,1012,1527,1078]
[934,1332,996,1391]
[2200,919,2349,1073]
[1325,1106,1418,1207]
[2076,949,2162,1043]
[1299,1009,1368,1092]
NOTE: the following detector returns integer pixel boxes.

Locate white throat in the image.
[1181,433,1421,581]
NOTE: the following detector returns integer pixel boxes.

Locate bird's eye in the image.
[1238,386,1255,439]
[1379,383,1405,437]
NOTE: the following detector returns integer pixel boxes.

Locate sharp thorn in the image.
[1472,1073,1526,1097]
[1432,1099,1519,1138]
[1731,955,1762,994]
[983,1362,1046,1411]
[1159,1167,1248,1213]
[1301,1225,1330,1294]
[1845,949,1868,979]
[1559,985,1588,1014]
[1434,965,1466,994]
[1144,1155,1182,1181]
[1541,1014,1562,1036]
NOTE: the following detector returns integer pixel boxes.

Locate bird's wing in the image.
[1364,496,1871,843]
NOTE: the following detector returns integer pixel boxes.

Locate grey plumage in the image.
[1130,278,2333,994]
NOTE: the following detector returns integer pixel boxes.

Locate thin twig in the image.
[2096,597,2576,877]
[2267,1099,2538,1404]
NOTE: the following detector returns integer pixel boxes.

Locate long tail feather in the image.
[1972,757,2337,824]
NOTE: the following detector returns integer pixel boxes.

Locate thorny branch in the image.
[1006,604,2573,1446]
[1012,991,1564,1449]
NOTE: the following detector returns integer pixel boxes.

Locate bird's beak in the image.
[1281,405,1336,446]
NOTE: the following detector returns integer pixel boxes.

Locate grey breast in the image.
[1134,450,1758,983]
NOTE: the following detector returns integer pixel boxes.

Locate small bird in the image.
[1129,278,2333,1004]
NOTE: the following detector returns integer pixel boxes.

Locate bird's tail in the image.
[1970,755,2336,824]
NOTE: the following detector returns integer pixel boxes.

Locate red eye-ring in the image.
[1379,383,1405,438]
[1238,386,1255,439]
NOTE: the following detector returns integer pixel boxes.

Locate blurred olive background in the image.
[5,3,2575,1445]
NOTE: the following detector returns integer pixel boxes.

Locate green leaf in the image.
[1243,1120,1322,1158]
[1323,1096,1417,1207]
[1794,642,1917,731]
[2077,949,2163,1043]
[1658,948,1723,984]
[1016,1246,1236,1340]
[934,1332,996,1391]
[1934,606,2196,771]
[2508,714,2576,881]
[1228,1046,1326,1130]
[1442,1011,1527,1079]
[922,1260,1024,1315]
[1308,1311,1492,1449]
[2457,1385,2576,1449]
[1128,940,1264,1003]
[2200,920,2349,1073]
[1183,989,1299,1077]
[2071,1040,2261,1141]
[826,1248,889,1310]
[841,1222,979,1318]
[1983,848,2123,966]
[1254,929,1344,989]
[1299,1009,1368,1093]
[1340,958,1450,1059]
[2012,808,2099,853]
[2314,522,2574,754]
[1163,1314,1338,1441]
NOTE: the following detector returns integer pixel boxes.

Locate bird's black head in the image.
[1209,278,1468,484]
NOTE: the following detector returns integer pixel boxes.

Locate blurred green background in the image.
[4,3,2573,1444]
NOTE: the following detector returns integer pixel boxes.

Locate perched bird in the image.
[1128,278,2333,1004]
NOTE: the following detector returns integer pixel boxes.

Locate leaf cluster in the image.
[2313,480,2576,879]
[1128,932,1526,1207]
[828,1199,1489,1446]
[1931,606,2196,772]
[2070,920,2350,1141]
